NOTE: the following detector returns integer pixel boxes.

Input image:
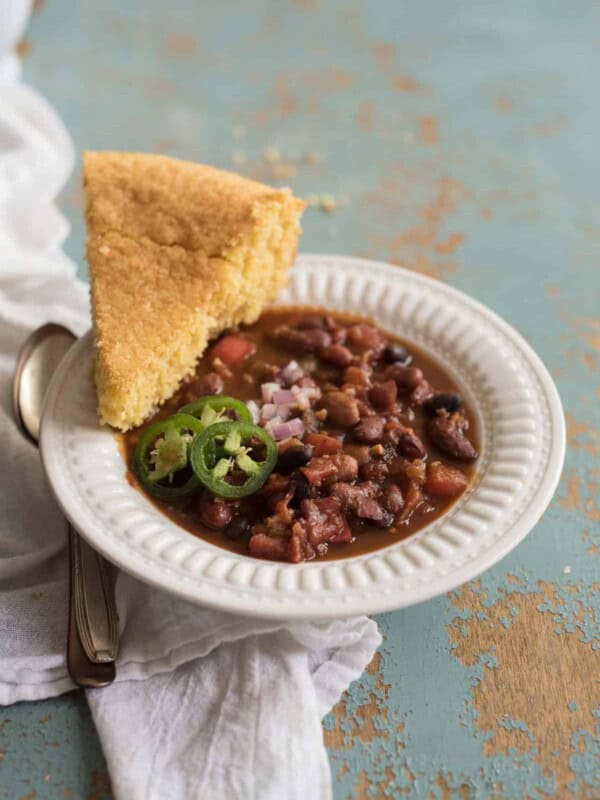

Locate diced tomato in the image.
[248,533,289,561]
[300,457,338,486]
[424,462,468,497]
[304,432,343,457]
[210,334,256,366]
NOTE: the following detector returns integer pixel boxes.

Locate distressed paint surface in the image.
[3,1,599,797]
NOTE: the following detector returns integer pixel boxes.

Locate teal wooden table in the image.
[2,2,599,797]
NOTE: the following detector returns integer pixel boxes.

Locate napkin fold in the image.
[0,5,380,798]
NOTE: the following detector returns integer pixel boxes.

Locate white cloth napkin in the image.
[0,5,381,799]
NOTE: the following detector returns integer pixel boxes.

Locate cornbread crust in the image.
[84,152,305,430]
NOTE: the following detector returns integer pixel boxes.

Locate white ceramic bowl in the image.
[40,255,565,619]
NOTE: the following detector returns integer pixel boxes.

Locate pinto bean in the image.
[353,416,386,444]
[343,365,371,386]
[397,430,427,460]
[368,380,398,411]
[381,484,404,514]
[320,343,354,367]
[386,365,424,390]
[428,412,478,460]
[320,391,360,428]
[347,323,385,351]
[273,325,332,353]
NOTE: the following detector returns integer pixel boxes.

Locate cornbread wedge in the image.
[83,151,305,430]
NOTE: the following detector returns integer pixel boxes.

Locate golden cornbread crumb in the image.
[84,151,304,431]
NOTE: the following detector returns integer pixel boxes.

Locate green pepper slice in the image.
[178,395,252,428]
[190,420,277,499]
[134,413,204,499]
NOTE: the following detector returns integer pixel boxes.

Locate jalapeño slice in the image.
[134,413,203,499]
[190,421,277,499]
[178,395,252,428]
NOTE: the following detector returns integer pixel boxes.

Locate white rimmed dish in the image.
[40,255,565,619]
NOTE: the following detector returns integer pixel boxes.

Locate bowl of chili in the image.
[39,255,565,619]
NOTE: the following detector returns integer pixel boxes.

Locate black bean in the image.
[383,343,412,366]
[277,445,314,473]
[290,473,312,505]
[223,516,251,540]
[424,393,462,414]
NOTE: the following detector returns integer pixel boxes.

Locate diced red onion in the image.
[261,382,281,402]
[272,389,296,405]
[276,404,291,421]
[246,400,260,424]
[280,360,304,385]
[267,416,305,441]
[260,403,279,421]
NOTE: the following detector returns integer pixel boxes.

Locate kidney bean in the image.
[397,430,427,460]
[273,325,332,353]
[424,461,469,496]
[368,380,398,411]
[277,444,314,473]
[386,365,424,390]
[353,415,386,444]
[320,391,360,428]
[198,495,238,530]
[423,393,462,414]
[320,343,354,367]
[382,343,412,366]
[381,484,404,514]
[428,412,478,460]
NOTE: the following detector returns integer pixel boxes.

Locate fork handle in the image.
[67,525,119,685]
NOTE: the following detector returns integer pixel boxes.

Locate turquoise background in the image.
[2,1,599,797]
